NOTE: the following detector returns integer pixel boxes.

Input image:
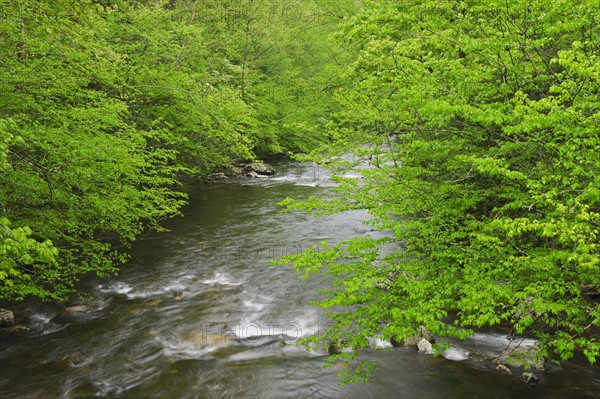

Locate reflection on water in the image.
[1,160,598,398]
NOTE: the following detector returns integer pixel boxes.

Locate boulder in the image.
[495,364,512,375]
[243,162,275,176]
[328,340,352,355]
[206,172,227,181]
[0,325,31,336]
[0,308,15,328]
[520,372,538,384]
[417,338,434,354]
[494,345,545,370]
[393,326,435,348]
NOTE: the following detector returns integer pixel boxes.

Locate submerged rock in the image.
[520,372,539,384]
[185,331,234,347]
[62,305,92,314]
[0,308,15,328]
[0,325,31,336]
[52,305,93,323]
[496,364,512,375]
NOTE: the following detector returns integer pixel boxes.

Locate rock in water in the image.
[396,326,435,347]
[52,305,93,323]
[206,172,228,181]
[62,305,92,314]
[495,345,545,370]
[520,372,538,384]
[0,309,15,327]
[496,364,512,375]
[417,338,434,354]
[0,325,31,336]
[328,340,352,355]
[243,162,275,176]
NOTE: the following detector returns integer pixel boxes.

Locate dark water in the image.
[1,161,598,398]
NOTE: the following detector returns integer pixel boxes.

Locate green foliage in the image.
[1,119,60,300]
[0,0,352,301]
[278,0,600,383]
[102,0,257,175]
[0,217,60,300]
[0,0,188,300]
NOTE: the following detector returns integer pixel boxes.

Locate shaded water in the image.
[1,160,598,398]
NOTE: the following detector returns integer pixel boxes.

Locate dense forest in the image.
[1,0,599,384]
[277,0,600,382]
[0,0,354,300]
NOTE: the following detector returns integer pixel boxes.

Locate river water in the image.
[1,160,598,398]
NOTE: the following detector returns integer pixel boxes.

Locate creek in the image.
[1,160,598,398]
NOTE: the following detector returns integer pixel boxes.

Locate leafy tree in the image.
[0,0,186,300]
[240,0,357,155]
[0,119,60,300]
[101,0,258,176]
[278,0,600,383]
[0,0,352,301]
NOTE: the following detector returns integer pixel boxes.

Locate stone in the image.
[395,326,435,348]
[227,166,243,176]
[495,345,545,370]
[185,331,234,347]
[0,325,31,336]
[520,372,538,384]
[243,162,275,176]
[245,171,263,178]
[328,340,352,355]
[62,305,92,314]
[0,308,15,328]
[52,305,92,323]
[417,338,434,354]
[206,172,227,181]
[496,364,512,375]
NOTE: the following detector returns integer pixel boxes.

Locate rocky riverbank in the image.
[205,161,276,181]
[394,326,546,384]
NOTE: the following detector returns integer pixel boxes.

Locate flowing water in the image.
[1,160,598,398]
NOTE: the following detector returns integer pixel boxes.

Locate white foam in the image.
[98,281,133,295]
[442,347,470,361]
[29,312,52,325]
[203,272,242,286]
[368,336,393,349]
[243,300,266,312]
[156,336,216,359]
[161,282,188,292]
